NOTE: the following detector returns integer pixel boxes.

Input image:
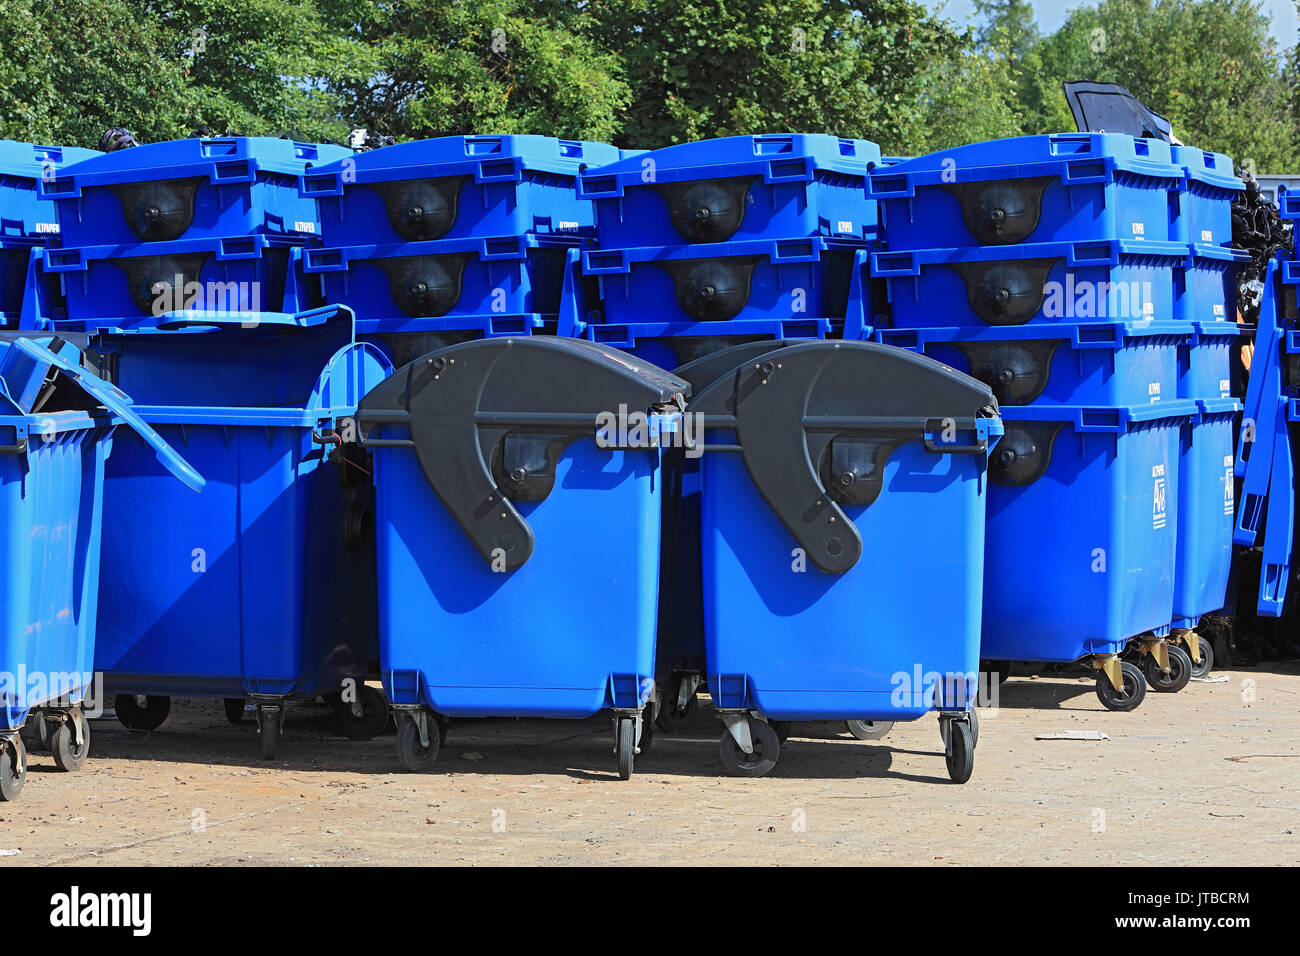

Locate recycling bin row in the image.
[356,336,1000,782]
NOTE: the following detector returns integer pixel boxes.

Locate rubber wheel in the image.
[718,719,780,777]
[223,698,248,725]
[944,719,975,784]
[637,712,654,755]
[654,679,698,734]
[1212,630,1233,669]
[396,715,439,772]
[845,719,893,740]
[259,709,280,761]
[617,717,636,780]
[0,738,25,801]
[51,709,89,772]
[772,720,794,744]
[969,708,980,747]
[1096,661,1147,712]
[330,685,390,740]
[1145,643,1192,693]
[115,694,171,732]
[1188,639,1215,679]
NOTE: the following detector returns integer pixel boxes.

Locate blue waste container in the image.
[689,340,1001,781]
[0,334,201,801]
[302,234,584,335]
[301,135,622,245]
[872,239,1186,329]
[876,321,1188,407]
[37,137,348,247]
[1171,147,1243,248]
[41,235,315,329]
[868,133,1183,250]
[357,337,688,779]
[577,134,881,247]
[92,308,392,758]
[0,139,100,241]
[1172,399,1240,629]
[1179,321,1240,401]
[981,400,1198,710]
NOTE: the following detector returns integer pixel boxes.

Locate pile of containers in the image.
[868,133,1244,709]
[299,135,622,365]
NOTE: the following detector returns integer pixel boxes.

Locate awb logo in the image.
[1152,463,1167,530]
[50,887,151,936]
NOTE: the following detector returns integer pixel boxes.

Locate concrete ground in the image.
[1,663,1296,866]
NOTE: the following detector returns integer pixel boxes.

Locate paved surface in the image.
[2,664,1297,865]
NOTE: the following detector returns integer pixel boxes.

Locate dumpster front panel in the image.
[374,436,663,718]
[701,437,986,721]
[981,414,1183,661]
[0,423,106,730]
[1173,412,1237,625]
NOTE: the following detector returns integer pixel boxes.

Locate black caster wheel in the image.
[223,698,248,725]
[330,685,390,740]
[616,716,636,780]
[0,737,25,802]
[21,715,48,753]
[1211,629,1233,669]
[1096,662,1147,712]
[1188,639,1214,679]
[845,719,893,740]
[718,719,780,777]
[51,709,90,772]
[1145,644,1192,693]
[258,708,281,761]
[944,718,975,784]
[435,713,449,746]
[654,679,698,734]
[772,720,795,744]
[115,694,171,732]
[396,714,440,772]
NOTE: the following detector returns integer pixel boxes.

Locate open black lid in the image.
[358,336,689,570]
[1063,81,1173,141]
[690,340,998,573]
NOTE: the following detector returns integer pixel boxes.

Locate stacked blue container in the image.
[299,135,622,364]
[0,140,99,325]
[21,136,401,759]
[869,133,1203,710]
[565,133,882,369]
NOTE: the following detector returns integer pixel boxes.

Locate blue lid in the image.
[12,337,205,490]
[577,133,881,191]
[0,140,100,180]
[1173,145,1244,191]
[42,137,351,189]
[869,133,1182,193]
[307,135,622,185]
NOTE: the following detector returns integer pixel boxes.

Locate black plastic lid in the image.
[358,336,689,570]
[1063,81,1173,140]
[690,340,997,574]
[671,339,798,393]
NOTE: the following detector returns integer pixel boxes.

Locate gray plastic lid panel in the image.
[1063,81,1173,141]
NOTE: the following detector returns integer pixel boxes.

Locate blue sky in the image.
[922,0,1299,48]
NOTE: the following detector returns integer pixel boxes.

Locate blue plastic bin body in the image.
[93,327,389,702]
[873,239,1185,330]
[869,134,1182,250]
[690,341,1000,722]
[302,135,622,246]
[1171,146,1243,247]
[1173,244,1249,323]
[358,338,684,720]
[876,321,1186,407]
[584,237,864,327]
[981,402,1196,662]
[0,140,99,241]
[303,234,581,334]
[42,235,311,327]
[1178,321,1239,401]
[577,134,881,247]
[373,435,666,717]
[38,137,348,247]
[1172,401,1239,627]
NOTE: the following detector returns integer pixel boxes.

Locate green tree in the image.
[318,0,630,142]
[974,0,1039,60]
[1024,0,1298,169]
